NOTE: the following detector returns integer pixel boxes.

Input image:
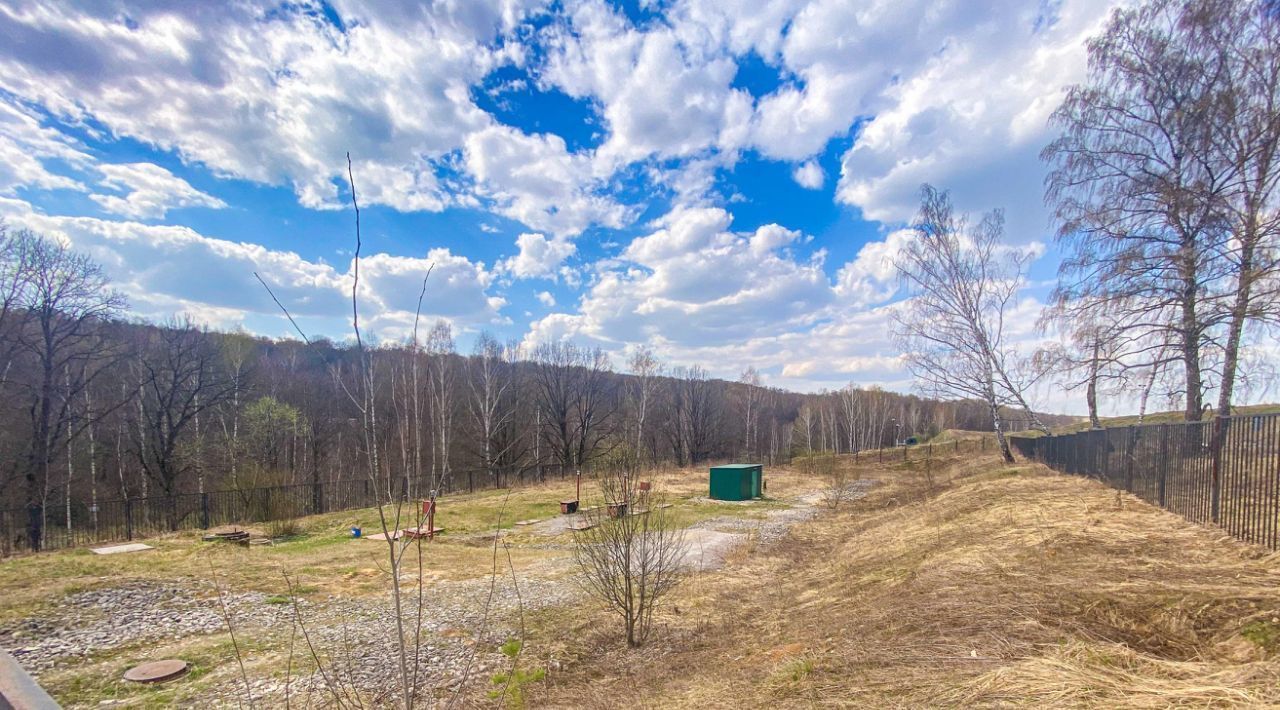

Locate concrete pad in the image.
[91,543,154,555]
[677,529,746,571]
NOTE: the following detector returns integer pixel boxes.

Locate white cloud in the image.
[536,290,556,306]
[792,160,823,189]
[833,228,912,307]
[523,205,832,352]
[91,162,226,219]
[499,232,576,280]
[0,97,88,193]
[465,125,628,236]
[0,196,501,340]
[0,2,552,217]
[540,0,752,167]
[829,0,1117,240]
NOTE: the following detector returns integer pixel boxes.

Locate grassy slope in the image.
[517,453,1280,708]
[1014,402,1280,439]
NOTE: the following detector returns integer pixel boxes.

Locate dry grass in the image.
[0,462,831,707]
[518,452,1280,708]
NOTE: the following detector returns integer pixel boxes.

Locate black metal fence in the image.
[1,463,571,557]
[1012,412,1280,550]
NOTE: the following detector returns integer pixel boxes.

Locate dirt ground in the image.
[518,452,1280,708]
[7,450,1280,708]
[0,463,837,707]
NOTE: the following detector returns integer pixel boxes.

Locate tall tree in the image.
[12,233,126,547]
[1042,0,1275,421]
[133,319,238,506]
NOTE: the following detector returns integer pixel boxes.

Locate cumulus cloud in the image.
[91,163,226,219]
[828,0,1117,239]
[540,0,752,167]
[465,125,628,236]
[0,2,551,217]
[536,290,556,306]
[523,206,832,351]
[0,196,501,339]
[792,160,823,189]
[498,231,577,279]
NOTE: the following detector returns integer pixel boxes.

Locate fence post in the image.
[313,481,324,515]
[1157,429,1168,508]
[26,504,42,552]
[1153,424,1167,500]
[200,493,210,530]
[1210,416,1226,524]
[124,499,134,541]
[469,470,475,493]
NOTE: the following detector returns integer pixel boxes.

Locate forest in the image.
[0,225,1049,528]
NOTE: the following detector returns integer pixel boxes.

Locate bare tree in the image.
[133,319,239,510]
[12,232,126,548]
[571,464,687,647]
[532,341,616,469]
[892,185,1047,463]
[1195,0,1280,419]
[1042,0,1273,422]
[468,331,518,476]
[664,365,719,465]
[738,366,762,459]
[627,346,660,464]
[838,384,862,453]
[426,320,456,488]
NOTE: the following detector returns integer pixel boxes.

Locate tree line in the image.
[0,226,1046,533]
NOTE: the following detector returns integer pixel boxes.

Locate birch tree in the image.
[891,185,1047,463]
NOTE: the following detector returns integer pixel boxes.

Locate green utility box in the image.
[709,464,763,501]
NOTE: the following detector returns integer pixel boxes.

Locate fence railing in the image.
[1011,412,1280,550]
[1,463,571,557]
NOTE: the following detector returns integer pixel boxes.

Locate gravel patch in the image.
[0,581,293,674]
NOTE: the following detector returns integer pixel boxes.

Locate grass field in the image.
[6,449,1280,707]
[518,452,1280,707]
[0,463,828,707]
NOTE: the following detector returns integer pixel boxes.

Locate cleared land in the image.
[0,464,834,707]
[5,449,1280,707]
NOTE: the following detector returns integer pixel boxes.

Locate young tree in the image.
[627,346,661,463]
[572,465,688,647]
[891,186,1047,463]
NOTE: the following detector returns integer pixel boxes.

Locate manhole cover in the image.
[123,659,189,683]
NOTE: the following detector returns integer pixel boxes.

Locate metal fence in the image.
[1011,412,1280,550]
[1,463,571,557]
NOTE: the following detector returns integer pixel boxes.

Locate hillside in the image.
[1012,403,1280,438]
[525,453,1280,706]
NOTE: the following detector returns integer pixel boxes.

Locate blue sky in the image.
[0,0,1122,410]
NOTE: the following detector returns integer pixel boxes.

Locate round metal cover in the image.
[123,659,189,683]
